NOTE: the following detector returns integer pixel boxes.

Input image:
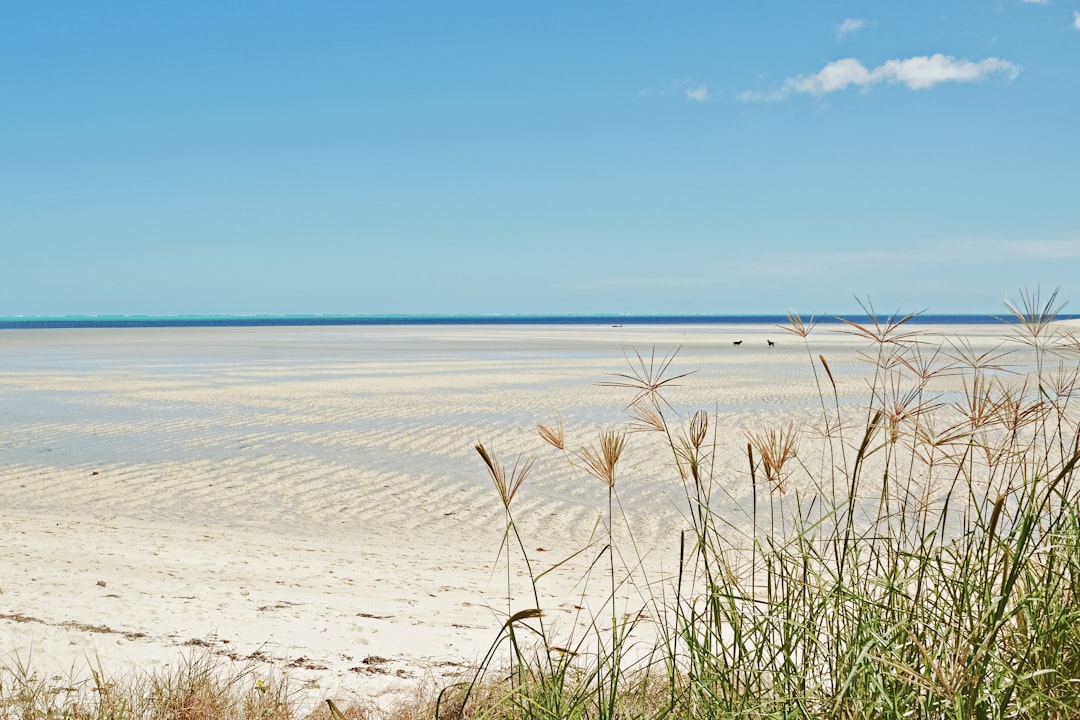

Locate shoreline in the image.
[0,313,1054,331]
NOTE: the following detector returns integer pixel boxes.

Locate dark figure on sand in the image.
[733,340,743,347]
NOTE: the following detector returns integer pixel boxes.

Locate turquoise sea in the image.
[2,313,1073,330]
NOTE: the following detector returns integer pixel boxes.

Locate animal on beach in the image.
[768,339,775,347]
[733,340,743,347]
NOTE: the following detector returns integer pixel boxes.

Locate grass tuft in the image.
[459,288,1080,720]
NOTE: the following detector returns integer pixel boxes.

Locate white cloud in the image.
[1074,10,1080,28]
[1021,0,1050,4]
[790,58,872,94]
[671,79,709,101]
[740,53,1021,101]
[685,84,709,101]
[878,54,1020,88]
[836,18,867,38]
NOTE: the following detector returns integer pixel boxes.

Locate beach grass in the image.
[4,291,1080,719]
[453,290,1080,719]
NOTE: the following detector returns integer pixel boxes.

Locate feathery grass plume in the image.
[837,296,922,347]
[912,417,972,467]
[576,428,627,487]
[897,341,958,383]
[598,346,691,408]
[819,354,837,395]
[851,408,885,476]
[876,379,940,445]
[945,337,1013,378]
[537,414,566,450]
[955,375,1000,433]
[688,409,708,450]
[475,442,533,509]
[781,311,819,338]
[1004,286,1067,350]
[1044,361,1080,401]
[628,401,666,434]
[990,378,1049,434]
[859,342,913,373]
[745,422,800,493]
[675,410,710,482]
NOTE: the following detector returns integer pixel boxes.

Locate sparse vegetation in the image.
[454,289,1080,719]
[4,290,1080,719]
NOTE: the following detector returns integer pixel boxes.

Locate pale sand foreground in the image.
[0,322,1034,710]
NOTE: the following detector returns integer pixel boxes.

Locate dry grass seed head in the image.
[954,380,1038,469]
[537,414,565,450]
[1003,287,1067,350]
[956,375,1000,432]
[945,338,1012,375]
[911,419,973,466]
[819,354,837,395]
[989,378,1050,434]
[475,443,534,509]
[978,441,1030,479]
[781,312,820,338]
[598,346,692,408]
[577,428,627,487]
[855,409,887,464]
[628,401,666,434]
[874,378,941,444]
[837,296,923,347]
[689,409,709,449]
[1044,361,1080,403]
[675,411,711,482]
[746,422,800,493]
[859,343,913,373]
[898,342,959,383]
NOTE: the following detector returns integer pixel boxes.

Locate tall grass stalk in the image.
[463,290,1080,719]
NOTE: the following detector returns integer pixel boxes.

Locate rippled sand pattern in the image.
[0,323,1032,706]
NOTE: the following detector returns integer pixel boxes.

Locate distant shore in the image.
[0,312,1066,330]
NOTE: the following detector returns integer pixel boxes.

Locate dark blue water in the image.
[0,313,1072,330]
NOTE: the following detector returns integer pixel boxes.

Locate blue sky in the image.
[2,1,1078,316]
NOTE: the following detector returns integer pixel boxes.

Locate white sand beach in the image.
[0,321,1039,711]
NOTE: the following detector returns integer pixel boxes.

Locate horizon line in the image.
[3,312,1076,330]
